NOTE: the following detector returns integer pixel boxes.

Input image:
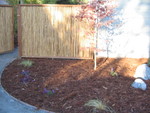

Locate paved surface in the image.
[0,48,53,113]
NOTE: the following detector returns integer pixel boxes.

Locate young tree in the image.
[75,0,117,70]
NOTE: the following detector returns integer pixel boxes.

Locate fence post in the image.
[17,5,22,57]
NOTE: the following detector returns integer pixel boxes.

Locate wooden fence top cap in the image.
[0,5,13,7]
[18,4,81,7]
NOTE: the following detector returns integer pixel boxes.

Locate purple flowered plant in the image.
[21,76,32,83]
[21,70,30,76]
[20,70,33,83]
[43,88,55,95]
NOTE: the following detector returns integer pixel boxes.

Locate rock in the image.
[131,78,147,90]
[133,64,150,80]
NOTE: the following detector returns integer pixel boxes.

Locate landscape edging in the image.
[0,58,54,113]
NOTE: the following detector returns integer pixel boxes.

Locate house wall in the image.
[0,0,8,5]
[97,0,150,58]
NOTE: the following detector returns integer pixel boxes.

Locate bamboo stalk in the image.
[0,6,14,53]
[19,5,92,59]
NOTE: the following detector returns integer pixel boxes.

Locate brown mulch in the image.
[1,58,150,113]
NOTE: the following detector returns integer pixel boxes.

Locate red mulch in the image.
[1,58,150,113]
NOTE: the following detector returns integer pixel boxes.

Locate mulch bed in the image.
[1,58,150,113]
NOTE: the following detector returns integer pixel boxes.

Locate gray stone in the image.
[133,64,150,80]
[131,78,147,90]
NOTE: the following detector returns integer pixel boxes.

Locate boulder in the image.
[131,78,147,90]
[133,64,150,80]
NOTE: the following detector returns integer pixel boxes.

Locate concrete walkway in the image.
[0,48,53,113]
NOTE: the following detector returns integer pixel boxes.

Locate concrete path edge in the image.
[0,49,54,113]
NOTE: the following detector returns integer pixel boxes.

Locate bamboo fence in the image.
[0,5,14,54]
[18,4,92,59]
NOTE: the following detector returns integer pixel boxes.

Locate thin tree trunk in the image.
[93,0,99,70]
[94,50,97,70]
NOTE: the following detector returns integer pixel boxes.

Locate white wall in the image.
[0,0,8,5]
[97,0,150,58]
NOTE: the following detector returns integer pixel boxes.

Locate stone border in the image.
[0,58,54,113]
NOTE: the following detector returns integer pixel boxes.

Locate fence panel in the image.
[18,5,92,59]
[0,5,14,54]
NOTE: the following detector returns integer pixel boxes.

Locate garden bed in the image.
[1,58,150,113]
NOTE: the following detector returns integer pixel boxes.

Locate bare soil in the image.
[1,58,150,113]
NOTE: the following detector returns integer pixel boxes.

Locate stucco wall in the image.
[97,0,150,58]
[0,0,8,5]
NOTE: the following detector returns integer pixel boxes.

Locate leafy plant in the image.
[20,70,33,83]
[21,70,30,76]
[20,60,34,67]
[110,68,118,76]
[42,0,57,4]
[43,88,55,95]
[84,99,116,113]
[147,59,150,66]
[56,0,88,4]
[24,0,43,4]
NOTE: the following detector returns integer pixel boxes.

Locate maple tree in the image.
[75,0,117,70]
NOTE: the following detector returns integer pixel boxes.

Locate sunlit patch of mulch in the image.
[1,58,150,113]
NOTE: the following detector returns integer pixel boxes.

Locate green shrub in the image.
[20,60,34,67]
[42,0,57,4]
[56,0,88,4]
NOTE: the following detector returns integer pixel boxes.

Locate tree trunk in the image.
[94,50,97,70]
[94,1,98,70]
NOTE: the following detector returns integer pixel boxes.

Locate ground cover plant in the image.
[1,58,150,113]
[19,60,34,67]
[84,99,116,113]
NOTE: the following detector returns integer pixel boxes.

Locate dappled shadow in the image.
[19,5,92,58]
[98,0,150,58]
[40,58,150,113]
[1,57,150,113]
[2,2,150,113]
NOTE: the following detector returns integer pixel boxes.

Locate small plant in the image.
[21,70,30,76]
[20,70,33,83]
[110,68,118,76]
[147,59,150,66]
[20,60,34,67]
[84,99,116,113]
[43,88,55,95]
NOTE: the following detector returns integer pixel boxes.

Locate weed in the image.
[84,99,116,113]
[21,70,29,76]
[110,68,118,76]
[43,88,55,95]
[20,60,34,67]
[20,70,33,83]
[147,59,150,66]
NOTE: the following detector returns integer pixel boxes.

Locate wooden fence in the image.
[0,5,14,54]
[18,4,92,59]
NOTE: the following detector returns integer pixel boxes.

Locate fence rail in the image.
[18,5,92,59]
[0,5,14,54]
